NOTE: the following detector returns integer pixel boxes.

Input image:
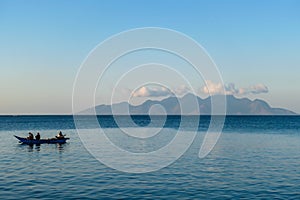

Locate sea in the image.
[0,115,299,199]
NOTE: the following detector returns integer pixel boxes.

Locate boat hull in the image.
[14,135,69,145]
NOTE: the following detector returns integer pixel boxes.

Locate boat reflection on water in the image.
[25,144,41,152]
[35,144,41,151]
[56,143,65,152]
[27,144,34,152]
[19,142,67,153]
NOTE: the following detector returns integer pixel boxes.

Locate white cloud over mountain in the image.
[132,86,172,97]
[132,85,190,97]
[201,81,269,95]
[130,81,268,98]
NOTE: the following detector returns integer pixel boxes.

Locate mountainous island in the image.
[81,94,296,115]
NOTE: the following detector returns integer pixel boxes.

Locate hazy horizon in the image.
[1,93,297,116]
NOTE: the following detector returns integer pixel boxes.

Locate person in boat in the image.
[35,132,40,140]
[56,131,64,139]
[27,132,34,140]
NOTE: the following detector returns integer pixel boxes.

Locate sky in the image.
[0,0,300,114]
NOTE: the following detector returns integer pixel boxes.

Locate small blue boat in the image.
[14,135,70,145]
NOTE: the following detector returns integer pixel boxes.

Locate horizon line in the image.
[0,114,298,116]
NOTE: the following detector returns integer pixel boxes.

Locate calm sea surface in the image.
[0,116,299,199]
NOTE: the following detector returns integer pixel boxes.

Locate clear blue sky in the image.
[1,0,300,114]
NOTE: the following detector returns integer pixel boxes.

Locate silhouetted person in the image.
[56,131,64,139]
[27,132,34,140]
[35,132,40,140]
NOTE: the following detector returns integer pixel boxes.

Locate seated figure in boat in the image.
[35,132,40,140]
[27,132,34,140]
[56,131,64,139]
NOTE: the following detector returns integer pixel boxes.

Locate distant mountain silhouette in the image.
[81,93,296,115]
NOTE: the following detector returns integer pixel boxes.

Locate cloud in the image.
[173,85,191,96]
[131,81,268,98]
[248,84,269,94]
[201,81,268,95]
[201,81,225,95]
[132,86,172,97]
[132,85,191,97]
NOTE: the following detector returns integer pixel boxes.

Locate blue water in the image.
[0,116,300,199]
